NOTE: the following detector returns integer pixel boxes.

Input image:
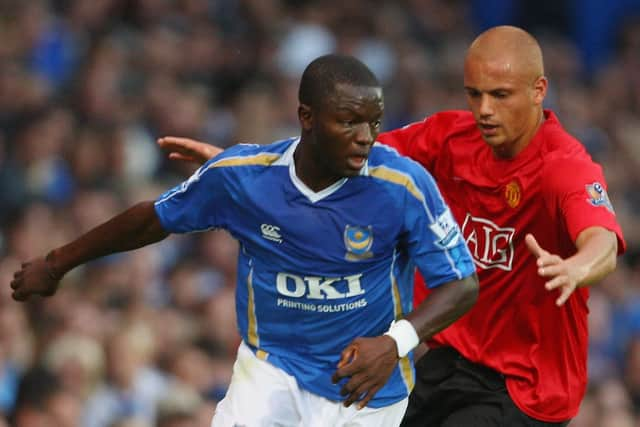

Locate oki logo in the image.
[276,273,365,300]
[461,214,515,271]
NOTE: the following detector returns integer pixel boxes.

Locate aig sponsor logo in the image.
[461,213,515,271]
[276,273,365,300]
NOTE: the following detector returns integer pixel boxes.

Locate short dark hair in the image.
[298,54,380,108]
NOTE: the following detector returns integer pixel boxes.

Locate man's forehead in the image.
[464,56,531,86]
[326,84,383,105]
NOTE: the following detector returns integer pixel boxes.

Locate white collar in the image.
[275,137,368,203]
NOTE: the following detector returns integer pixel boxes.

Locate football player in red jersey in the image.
[157,26,625,426]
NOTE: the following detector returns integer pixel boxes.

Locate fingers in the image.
[356,386,381,409]
[333,345,359,383]
[544,275,568,291]
[340,375,369,406]
[339,376,383,409]
[342,379,376,408]
[157,136,198,148]
[542,275,575,306]
[525,234,545,258]
[168,153,196,162]
[555,285,574,306]
[10,275,30,301]
[536,258,562,277]
[525,235,577,306]
[10,278,29,301]
[337,346,358,369]
[10,262,57,302]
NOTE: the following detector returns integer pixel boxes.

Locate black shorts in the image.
[400,347,570,427]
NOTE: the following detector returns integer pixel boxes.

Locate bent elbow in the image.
[607,251,617,276]
[605,234,619,276]
[460,273,479,312]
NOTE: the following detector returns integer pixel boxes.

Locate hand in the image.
[525,233,584,306]
[157,136,222,164]
[10,256,61,301]
[331,335,398,409]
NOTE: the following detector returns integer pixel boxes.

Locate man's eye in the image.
[371,121,381,129]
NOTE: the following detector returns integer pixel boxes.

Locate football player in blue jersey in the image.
[11,54,478,426]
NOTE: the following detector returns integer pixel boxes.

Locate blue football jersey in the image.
[154,137,475,407]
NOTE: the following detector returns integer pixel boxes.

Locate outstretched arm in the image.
[10,201,169,301]
[331,273,479,408]
[526,226,618,306]
[157,137,222,164]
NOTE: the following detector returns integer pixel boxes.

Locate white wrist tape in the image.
[384,319,420,358]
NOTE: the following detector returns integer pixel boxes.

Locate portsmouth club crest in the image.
[586,182,614,213]
[344,225,373,261]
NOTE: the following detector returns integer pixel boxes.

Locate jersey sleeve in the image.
[154,159,234,233]
[378,118,434,166]
[402,164,476,288]
[544,157,626,254]
[377,117,440,172]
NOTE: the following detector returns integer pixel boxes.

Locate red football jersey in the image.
[378,110,626,422]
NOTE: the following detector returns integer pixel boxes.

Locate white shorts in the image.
[211,341,408,427]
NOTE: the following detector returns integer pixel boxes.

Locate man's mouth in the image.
[479,123,499,136]
[347,155,367,170]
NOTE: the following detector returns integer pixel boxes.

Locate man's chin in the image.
[343,168,362,177]
[481,135,503,146]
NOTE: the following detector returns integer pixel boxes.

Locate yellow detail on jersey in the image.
[349,238,372,250]
[369,166,425,203]
[247,267,259,347]
[400,356,415,391]
[390,272,414,390]
[391,275,403,321]
[209,153,281,169]
[256,349,269,360]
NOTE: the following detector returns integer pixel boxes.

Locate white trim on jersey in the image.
[279,137,370,203]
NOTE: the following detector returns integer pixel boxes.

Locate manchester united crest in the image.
[504,180,521,208]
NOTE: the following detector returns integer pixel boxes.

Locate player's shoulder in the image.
[429,110,475,125]
[204,137,296,169]
[539,111,596,169]
[538,112,607,190]
[370,142,425,170]
[396,110,475,133]
[419,110,476,133]
[367,143,438,196]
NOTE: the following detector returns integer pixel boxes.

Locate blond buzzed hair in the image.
[466,26,545,80]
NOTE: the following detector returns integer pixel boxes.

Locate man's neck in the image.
[293,141,342,192]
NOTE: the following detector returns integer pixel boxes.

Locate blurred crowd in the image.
[0,0,639,426]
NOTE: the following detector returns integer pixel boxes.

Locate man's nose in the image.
[478,94,494,117]
[354,123,374,145]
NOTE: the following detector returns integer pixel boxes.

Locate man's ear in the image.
[533,76,548,105]
[298,104,313,131]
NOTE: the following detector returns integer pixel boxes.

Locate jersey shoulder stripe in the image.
[204,137,297,170]
[208,152,282,169]
[368,165,425,203]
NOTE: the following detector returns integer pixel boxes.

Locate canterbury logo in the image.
[261,224,282,243]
